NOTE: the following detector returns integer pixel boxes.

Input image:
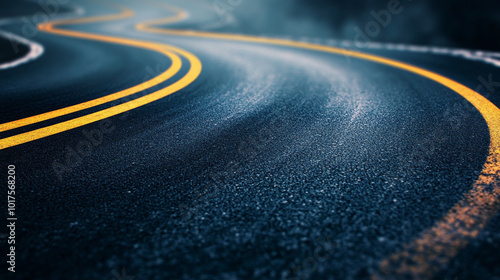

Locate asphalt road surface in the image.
[1,1,500,279]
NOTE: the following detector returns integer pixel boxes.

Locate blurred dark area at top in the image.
[225,0,500,51]
[1,0,498,51]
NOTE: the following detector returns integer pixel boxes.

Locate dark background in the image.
[1,0,499,51]
[227,0,500,51]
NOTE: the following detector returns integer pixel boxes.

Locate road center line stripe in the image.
[0,6,202,149]
[0,51,200,150]
[0,7,182,133]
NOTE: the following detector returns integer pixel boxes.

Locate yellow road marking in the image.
[2,3,499,277]
[0,52,200,149]
[0,6,202,149]
[140,5,500,279]
[0,7,183,133]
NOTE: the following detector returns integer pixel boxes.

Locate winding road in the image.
[1,0,500,279]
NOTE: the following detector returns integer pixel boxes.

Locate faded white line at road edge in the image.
[277,36,500,68]
[0,5,85,70]
[0,30,44,70]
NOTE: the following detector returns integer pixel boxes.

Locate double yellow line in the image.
[0,5,201,149]
[1,3,499,278]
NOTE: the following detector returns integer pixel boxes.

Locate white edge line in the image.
[0,30,44,70]
[273,36,500,69]
[0,5,85,70]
